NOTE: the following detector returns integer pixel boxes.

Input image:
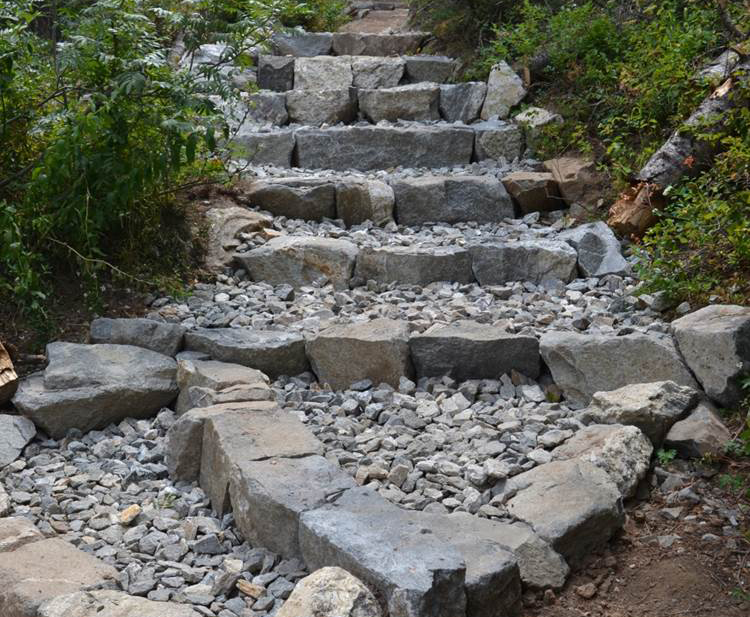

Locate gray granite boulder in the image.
[240,178,337,221]
[473,119,524,161]
[13,343,177,438]
[481,61,526,119]
[237,236,359,289]
[470,240,578,285]
[336,179,394,226]
[664,399,732,458]
[439,82,487,124]
[89,317,186,356]
[242,91,289,125]
[672,304,750,407]
[403,55,456,83]
[359,83,440,122]
[539,332,698,405]
[295,56,353,90]
[331,32,427,56]
[0,415,36,468]
[306,318,412,389]
[184,328,309,378]
[230,128,295,166]
[409,321,540,381]
[271,32,333,57]
[559,221,629,277]
[351,56,405,89]
[287,89,358,126]
[39,591,201,617]
[355,246,474,286]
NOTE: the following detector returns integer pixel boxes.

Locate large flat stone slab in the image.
[201,405,324,514]
[240,178,337,221]
[351,56,405,88]
[89,317,186,356]
[229,455,356,559]
[184,327,309,378]
[271,31,333,57]
[504,459,624,565]
[359,83,440,122]
[392,175,514,225]
[470,240,578,285]
[39,591,201,617]
[409,321,540,381]
[539,332,698,405]
[294,125,475,171]
[306,318,412,389]
[332,32,427,56]
[299,487,467,617]
[166,401,278,481]
[0,538,116,616]
[13,343,177,438]
[295,56,353,90]
[404,55,456,83]
[287,89,358,126]
[672,304,750,407]
[231,128,295,167]
[355,246,474,286]
[236,236,359,289]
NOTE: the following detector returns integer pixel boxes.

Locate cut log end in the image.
[0,342,19,405]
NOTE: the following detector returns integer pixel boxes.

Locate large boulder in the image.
[38,591,201,617]
[0,517,44,553]
[672,304,750,407]
[89,317,186,356]
[331,32,427,56]
[240,178,337,221]
[241,91,289,126]
[470,240,578,285]
[257,55,295,92]
[295,56,353,90]
[306,318,412,389]
[391,175,514,225]
[294,125,475,171]
[0,415,35,468]
[354,246,474,286]
[559,221,629,277]
[580,381,700,445]
[409,321,540,381]
[13,343,178,438]
[551,424,653,497]
[539,332,698,405]
[0,538,116,616]
[351,56,405,89]
[359,83,440,123]
[237,236,359,289]
[287,89,358,126]
[501,171,563,214]
[480,62,526,120]
[473,120,524,162]
[404,55,456,83]
[336,179,395,227]
[664,399,732,458]
[439,82,487,124]
[183,327,309,378]
[504,459,624,565]
[204,206,271,271]
[230,128,295,167]
[277,567,382,617]
[544,157,606,209]
[271,32,333,57]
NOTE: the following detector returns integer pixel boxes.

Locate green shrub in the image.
[279,0,349,32]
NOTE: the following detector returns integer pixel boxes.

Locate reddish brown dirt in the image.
[339,9,412,33]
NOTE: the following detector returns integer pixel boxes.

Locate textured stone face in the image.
[0,415,35,469]
[472,120,525,161]
[295,56,354,90]
[203,206,271,271]
[672,304,750,407]
[480,62,526,119]
[257,55,295,91]
[551,424,653,497]
[241,178,337,221]
[559,221,628,277]
[230,129,295,167]
[544,157,606,208]
[539,332,698,405]
[504,459,624,565]
[336,179,395,227]
[89,317,186,356]
[438,82,487,123]
[241,91,289,126]
[13,343,178,438]
[183,327,309,378]
[351,56,405,89]
[580,381,700,445]
[665,399,732,458]
[306,318,413,389]
[355,246,474,286]
[501,171,563,214]
[286,89,358,126]
[277,567,383,617]
[38,591,202,617]
[0,517,44,553]
[409,321,541,381]
[470,240,578,285]
[359,83,441,123]
[332,32,427,56]
[237,236,359,289]
[403,55,456,83]
[271,32,333,57]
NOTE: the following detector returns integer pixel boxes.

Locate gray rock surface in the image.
[38,590,201,617]
[559,222,629,277]
[551,424,653,497]
[351,56,405,88]
[404,55,456,83]
[540,332,698,405]
[0,517,44,553]
[13,343,177,438]
[299,487,467,617]
[241,178,337,221]
[271,32,333,57]
[257,55,295,91]
[306,318,412,389]
[355,245,474,286]
[672,304,750,407]
[203,206,271,271]
[664,399,732,458]
[580,381,700,445]
[359,83,441,123]
[336,179,395,226]
[287,89,358,126]
[242,91,289,125]
[391,175,514,225]
[480,62,526,119]
[295,56,353,90]
[504,459,624,564]
[0,415,35,468]
[331,32,426,56]
[438,82,487,124]
[294,125,475,171]
[237,236,359,289]
[277,567,382,617]
[471,240,578,285]
[231,129,295,167]
[184,327,309,378]
[89,317,186,356]
[409,321,540,381]
[473,120,524,161]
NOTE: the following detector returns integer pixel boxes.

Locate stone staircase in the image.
[2,4,745,617]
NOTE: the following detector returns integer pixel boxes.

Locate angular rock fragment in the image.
[231,128,295,167]
[470,240,578,285]
[257,55,295,92]
[0,517,43,553]
[481,62,526,119]
[559,221,629,277]
[295,56,353,90]
[439,82,487,123]
[501,171,563,214]
[403,55,456,84]
[0,415,35,468]
[355,246,474,286]
[473,119,524,161]
[89,317,186,356]
[332,32,427,56]
[664,399,732,458]
[271,32,333,57]
[544,157,606,209]
[38,590,201,617]
[336,179,394,226]
[204,206,271,271]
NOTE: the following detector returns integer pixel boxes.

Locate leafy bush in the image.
[279,0,349,32]
[0,0,294,316]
